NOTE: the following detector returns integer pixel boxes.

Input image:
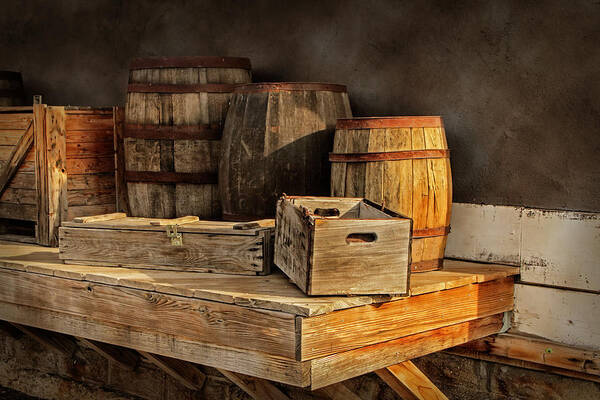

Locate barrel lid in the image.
[0,71,22,80]
[130,56,251,70]
[336,116,443,129]
[234,82,347,93]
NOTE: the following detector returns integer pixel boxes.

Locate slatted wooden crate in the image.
[59,213,274,275]
[274,196,412,295]
[0,105,123,246]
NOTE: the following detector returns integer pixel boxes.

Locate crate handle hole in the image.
[346,233,377,243]
[314,208,340,217]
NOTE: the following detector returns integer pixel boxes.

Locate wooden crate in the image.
[0,105,123,246]
[59,213,274,275]
[274,196,412,296]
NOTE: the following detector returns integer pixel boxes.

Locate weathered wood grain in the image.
[309,314,503,389]
[0,121,33,196]
[300,277,514,360]
[376,361,448,400]
[0,267,297,358]
[220,83,352,219]
[140,351,206,390]
[45,107,68,246]
[331,117,451,272]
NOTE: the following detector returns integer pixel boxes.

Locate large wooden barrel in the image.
[0,71,25,106]
[125,56,252,218]
[330,116,452,272]
[219,82,352,219]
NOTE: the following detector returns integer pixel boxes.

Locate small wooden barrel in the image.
[125,56,252,218]
[219,82,352,219]
[0,71,25,106]
[330,116,452,272]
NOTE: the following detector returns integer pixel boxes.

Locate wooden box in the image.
[274,196,412,295]
[0,105,123,246]
[59,213,274,275]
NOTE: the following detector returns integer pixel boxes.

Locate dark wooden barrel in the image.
[219,82,352,219]
[0,71,25,106]
[330,116,452,272]
[125,56,252,218]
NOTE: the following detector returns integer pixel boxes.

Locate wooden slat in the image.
[72,212,127,223]
[376,361,448,400]
[113,106,129,213]
[317,383,362,400]
[217,369,290,400]
[0,203,36,221]
[67,189,116,206]
[310,314,503,389]
[453,332,599,377]
[78,337,140,370]
[148,215,199,226]
[299,277,514,360]
[66,156,114,174]
[66,130,114,143]
[140,351,206,390]
[0,130,28,146]
[5,172,35,189]
[0,301,310,387]
[513,284,599,350]
[0,121,33,197]
[35,104,48,244]
[67,173,115,191]
[0,267,298,359]
[0,188,37,205]
[46,107,68,246]
[11,323,78,356]
[0,114,33,130]
[66,141,114,159]
[66,113,114,131]
[66,204,117,221]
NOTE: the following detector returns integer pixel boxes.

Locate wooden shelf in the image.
[0,240,519,389]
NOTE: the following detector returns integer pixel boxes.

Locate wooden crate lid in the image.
[62,213,274,235]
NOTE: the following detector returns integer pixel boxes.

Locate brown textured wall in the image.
[1,0,598,211]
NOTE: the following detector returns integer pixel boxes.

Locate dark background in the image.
[1,0,598,212]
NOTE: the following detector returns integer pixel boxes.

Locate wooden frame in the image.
[0,105,121,246]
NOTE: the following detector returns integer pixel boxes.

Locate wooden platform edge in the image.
[447,332,600,381]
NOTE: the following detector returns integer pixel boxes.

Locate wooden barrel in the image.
[125,56,252,218]
[0,71,25,106]
[219,82,352,219]
[330,116,452,272]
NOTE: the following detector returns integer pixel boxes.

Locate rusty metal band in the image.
[125,171,217,184]
[329,149,449,162]
[127,83,236,93]
[336,116,443,129]
[410,258,443,273]
[412,226,451,238]
[124,124,222,140]
[0,71,22,80]
[234,82,347,93]
[130,56,251,70]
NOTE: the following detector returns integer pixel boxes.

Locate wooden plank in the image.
[317,383,362,400]
[376,361,448,400]
[0,267,298,359]
[34,104,48,244]
[310,314,503,389]
[66,204,117,221]
[11,323,78,355]
[65,113,114,131]
[67,189,116,207]
[46,107,68,247]
[445,203,522,265]
[455,332,599,376]
[72,212,127,223]
[66,141,114,159]
[67,173,115,191]
[66,156,114,174]
[149,215,199,226]
[0,130,28,146]
[299,277,514,360]
[521,208,600,292]
[513,284,599,349]
[140,351,206,390]
[78,337,140,370]
[0,121,33,196]
[217,369,290,400]
[65,129,114,143]
[0,203,36,221]
[5,172,35,189]
[0,301,310,387]
[113,106,129,213]
[447,346,600,384]
[0,114,32,130]
[0,188,37,205]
